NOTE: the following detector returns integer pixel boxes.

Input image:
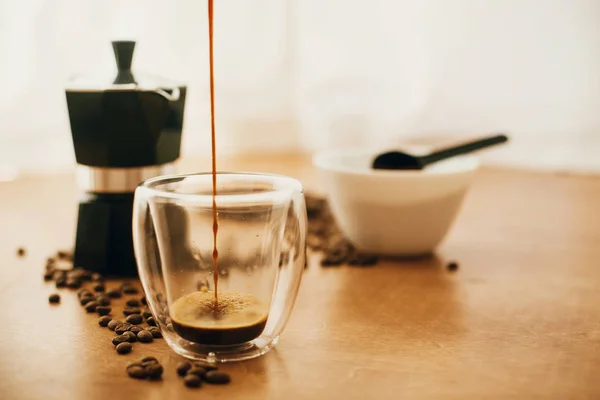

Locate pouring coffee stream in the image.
[372,133,509,170]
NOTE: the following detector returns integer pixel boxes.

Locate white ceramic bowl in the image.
[312,146,479,256]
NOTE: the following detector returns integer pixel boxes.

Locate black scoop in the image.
[372,134,509,170]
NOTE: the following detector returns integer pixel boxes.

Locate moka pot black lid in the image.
[65,40,187,169]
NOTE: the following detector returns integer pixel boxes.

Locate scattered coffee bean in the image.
[80,271,93,282]
[447,261,459,272]
[115,323,133,335]
[194,361,218,371]
[93,284,105,293]
[77,288,92,298]
[142,309,152,320]
[106,289,122,299]
[146,363,163,380]
[184,374,202,388]
[146,316,156,326]
[348,254,378,267]
[176,361,192,376]
[53,270,67,280]
[16,247,26,257]
[123,286,139,295]
[98,316,112,327]
[123,307,141,316]
[91,273,103,282]
[57,250,71,259]
[79,296,94,306]
[204,370,230,384]
[126,299,140,307]
[48,293,61,304]
[107,320,121,331]
[96,306,111,316]
[122,331,137,342]
[43,272,54,281]
[84,301,98,313]
[126,314,143,325]
[55,278,67,288]
[127,365,147,379]
[116,342,132,354]
[147,326,162,338]
[129,326,144,334]
[137,330,153,343]
[112,335,130,346]
[187,367,207,379]
[96,296,110,306]
[140,296,147,306]
[140,356,158,363]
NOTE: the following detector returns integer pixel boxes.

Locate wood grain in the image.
[0,153,599,400]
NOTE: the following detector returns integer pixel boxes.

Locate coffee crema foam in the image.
[172,290,268,328]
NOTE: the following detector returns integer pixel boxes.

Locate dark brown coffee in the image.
[171,290,268,346]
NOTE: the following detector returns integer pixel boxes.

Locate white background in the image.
[0,0,599,175]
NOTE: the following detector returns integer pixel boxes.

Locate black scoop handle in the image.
[420,134,508,166]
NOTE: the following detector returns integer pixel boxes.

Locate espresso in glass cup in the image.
[133,172,307,362]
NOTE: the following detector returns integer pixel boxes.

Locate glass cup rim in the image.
[137,171,304,204]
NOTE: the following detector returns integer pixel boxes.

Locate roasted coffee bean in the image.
[55,278,67,288]
[320,254,344,267]
[146,316,157,327]
[184,374,202,388]
[129,326,144,334]
[348,254,378,267]
[91,273,103,282]
[142,309,152,320]
[147,326,162,338]
[126,314,143,325]
[112,335,129,346]
[137,330,153,343]
[122,331,137,342]
[115,323,133,335]
[98,316,112,327]
[66,279,82,289]
[126,299,140,307]
[447,261,459,272]
[106,289,122,299]
[204,371,230,384]
[79,296,94,306]
[116,342,132,354]
[57,250,70,259]
[77,288,92,298]
[43,272,54,281]
[84,301,98,313]
[16,247,26,257]
[48,293,60,304]
[127,365,147,379]
[93,284,105,293]
[96,306,111,316]
[53,270,67,280]
[194,361,217,371]
[140,296,147,306]
[123,307,141,316]
[176,361,192,376]
[138,330,153,343]
[187,367,207,378]
[96,296,110,306]
[146,363,163,380]
[123,286,139,295]
[107,320,121,331]
[80,271,93,282]
[140,356,158,363]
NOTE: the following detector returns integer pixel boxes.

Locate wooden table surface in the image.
[0,154,599,400]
